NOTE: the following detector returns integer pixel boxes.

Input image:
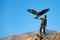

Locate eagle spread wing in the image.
[27,9,38,15]
[38,8,49,15]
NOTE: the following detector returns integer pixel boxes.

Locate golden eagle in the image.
[27,8,49,19]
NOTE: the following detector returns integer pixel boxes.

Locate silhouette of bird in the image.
[27,8,49,19]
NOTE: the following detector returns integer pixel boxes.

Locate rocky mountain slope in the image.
[0,30,60,40]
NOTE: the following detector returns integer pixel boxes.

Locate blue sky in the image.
[0,0,60,38]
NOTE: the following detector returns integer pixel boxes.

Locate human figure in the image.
[35,14,47,34]
[40,15,47,34]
